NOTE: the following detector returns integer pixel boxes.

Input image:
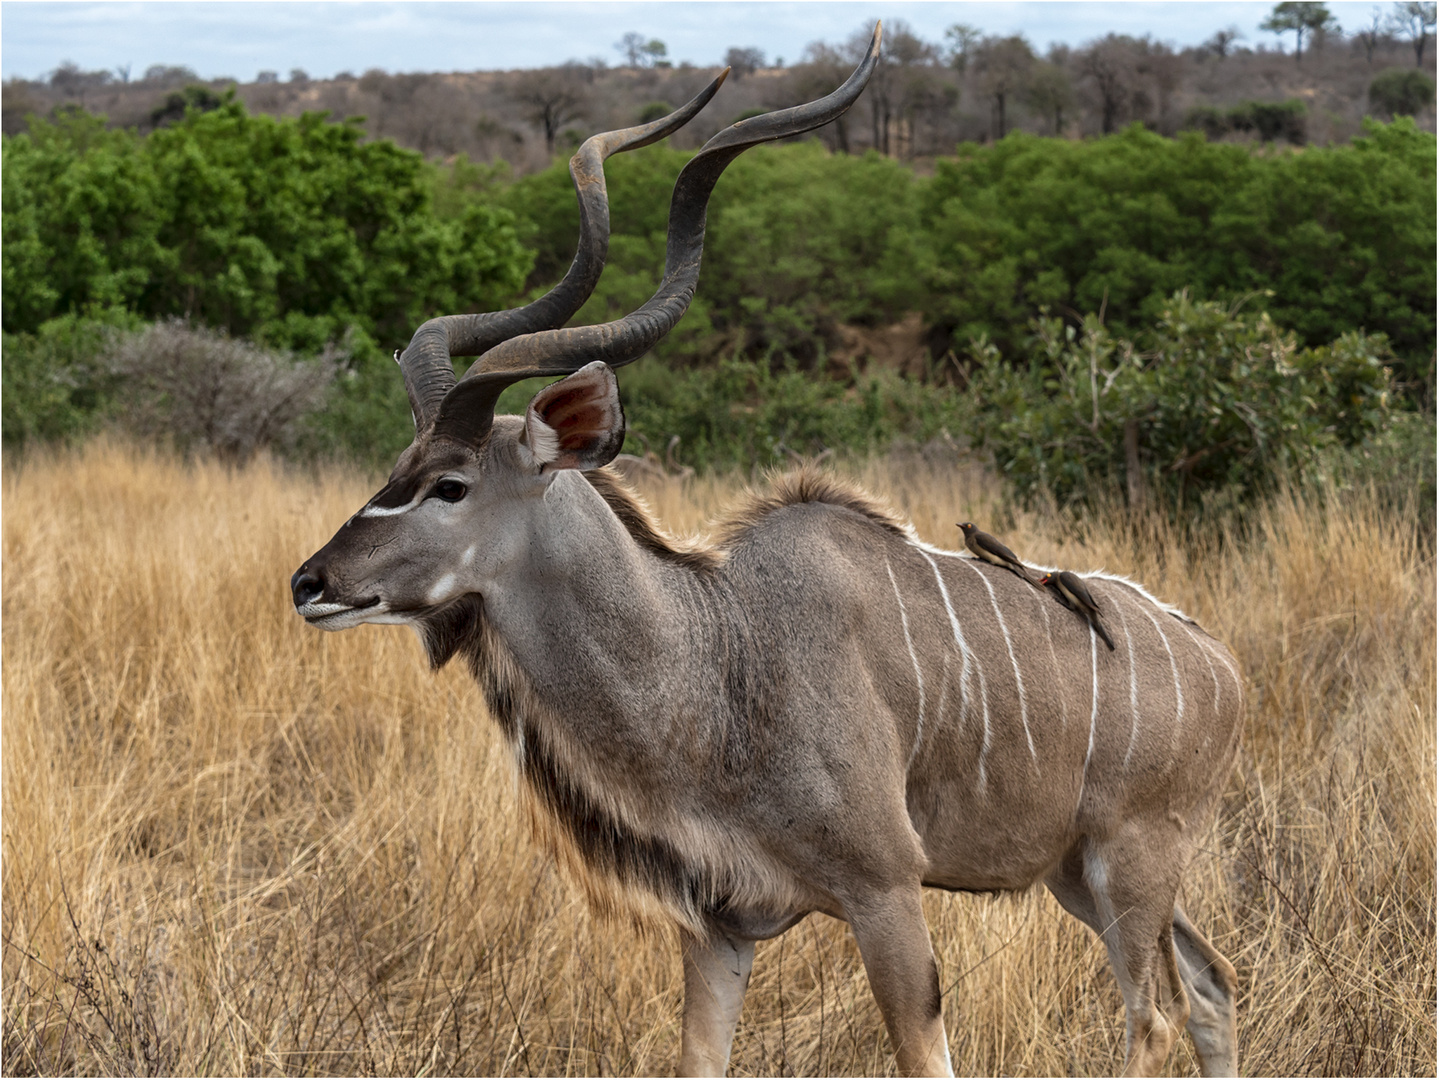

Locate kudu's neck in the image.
[479,471,727,764]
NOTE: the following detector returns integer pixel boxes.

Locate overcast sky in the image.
[2,1,1391,83]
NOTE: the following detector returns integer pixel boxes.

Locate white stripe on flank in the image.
[1077,623,1098,817]
[919,549,992,788]
[1114,598,1140,770]
[958,558,1037,766]
[1190,625,1243,708]
[887,560,927,772]
[1035,587,1069,734]
[1139,603,1185,768]
[1176,620,1223,716]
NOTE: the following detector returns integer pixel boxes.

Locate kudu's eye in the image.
[434,479,467,503]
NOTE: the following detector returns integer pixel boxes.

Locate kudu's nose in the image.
[291,566,325,607]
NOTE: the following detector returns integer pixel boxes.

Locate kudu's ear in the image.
[522,361,626,472]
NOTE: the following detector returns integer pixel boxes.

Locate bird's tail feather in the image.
[1091,617,1116,652]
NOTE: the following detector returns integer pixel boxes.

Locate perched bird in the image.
[1040,571,1116,651]
[957,522,1038,585]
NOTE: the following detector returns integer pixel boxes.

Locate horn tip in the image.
[717,66,731,87]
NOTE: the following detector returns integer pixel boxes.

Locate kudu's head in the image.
[291,27,880,644]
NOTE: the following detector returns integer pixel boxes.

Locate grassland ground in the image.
[3,439,1434,1076]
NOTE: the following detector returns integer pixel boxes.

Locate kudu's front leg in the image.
[678,930,755,1076]
[848,886,955,1077]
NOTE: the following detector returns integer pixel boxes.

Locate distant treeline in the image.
[4,8,1434,171]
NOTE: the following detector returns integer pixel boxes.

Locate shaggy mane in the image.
[584,468,723,572]
[716,465,910,547]
[585,465,911,570]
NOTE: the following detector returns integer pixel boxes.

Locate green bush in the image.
[1229,99,1308,144]
[1320,408,1435,535]
[1,309,141,448]
[635,101,673,124]
[497,141,920,367]
[966,293,1396,513]
[910,121,1435,393]
[1182,99,1308,144]
[615,353,970,472]
[1369,68,1436,118]
[2,101,533,352]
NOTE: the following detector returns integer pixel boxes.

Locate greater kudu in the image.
[292,27,1243,1077]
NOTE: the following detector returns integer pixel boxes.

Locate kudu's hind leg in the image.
[678,931,755,1077]
[1172,906,1239,1076]
[847,885,954,1077]
[1046,839,1191,1077]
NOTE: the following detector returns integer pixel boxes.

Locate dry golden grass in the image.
[3,438,1434,1076]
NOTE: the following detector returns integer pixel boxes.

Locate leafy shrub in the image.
[911,120,1435,392]
[967,293,1396,513]
[1319,409,1436,536]
[1182,99,1308,144]
[2,101,532,351]
[1368,68,1436,118]
[498,141,920,366]
[1228,99,1308,144]
[614,353,971,473]
[1181,105,1231,140]
[1,309,141,448]
[635,101,673,124]
[148,83,226,128]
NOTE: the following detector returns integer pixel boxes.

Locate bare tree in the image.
[1260,2,1340,63]
[49,60,113,107]
[615,31,647,67]
[1135,39,1182,132]
[1205,27,1245,58]
[1073,34,1180,134]
[944,23,983,73]
[724,46,766,78]
[1388,0,1438,64]
[1355,6,1388,62]
[846,18,937,156]
[1023,59,1075,134]
[142,64,200,86]
[788,42,855,151]
[974,35,1036,139]
[509,67,588,155]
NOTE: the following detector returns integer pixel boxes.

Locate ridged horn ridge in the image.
[431,23,883,446]
[397,72,729,428]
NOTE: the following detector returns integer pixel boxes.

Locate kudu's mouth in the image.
[291,564,384,628]
[297,595,382,629]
